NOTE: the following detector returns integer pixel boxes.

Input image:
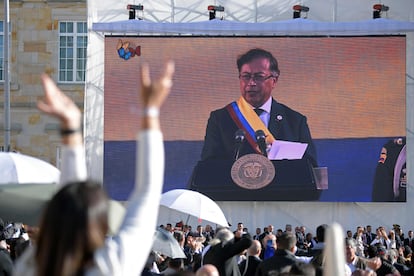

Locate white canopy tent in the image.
[86,0,414,234]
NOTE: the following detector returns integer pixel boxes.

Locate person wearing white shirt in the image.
[14,61,174,276]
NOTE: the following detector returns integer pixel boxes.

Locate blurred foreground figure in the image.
[14,61,174,276]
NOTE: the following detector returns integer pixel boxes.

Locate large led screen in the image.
[103,35,406,202]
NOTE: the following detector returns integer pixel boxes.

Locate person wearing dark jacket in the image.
[203,228,252,276]
[239,240,262,276]
[255,232,306,276]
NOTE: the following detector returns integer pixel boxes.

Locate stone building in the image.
[0,0,87,167]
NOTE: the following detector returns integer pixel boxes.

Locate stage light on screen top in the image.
[373,4,389,19]
[293,5,310,19]
[208,5,225,20]
[127,4,144,20]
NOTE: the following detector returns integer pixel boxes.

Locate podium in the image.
[189,157,323,201]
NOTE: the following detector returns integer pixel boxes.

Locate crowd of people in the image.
[3,216,414,275]
[145,222,414,276]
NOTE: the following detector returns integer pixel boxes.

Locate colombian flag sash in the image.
[226,97,275,153]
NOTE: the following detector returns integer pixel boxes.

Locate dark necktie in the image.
[254,108,264,116]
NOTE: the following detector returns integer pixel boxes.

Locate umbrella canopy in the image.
[152,227,186,259]
[0,152,60,184]
[0,183,125,235]
[160,189,228,227]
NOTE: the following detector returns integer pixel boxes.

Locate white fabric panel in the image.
[87,0,414,234]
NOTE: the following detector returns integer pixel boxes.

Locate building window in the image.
[59,21,87,83]
[0,21,4,81]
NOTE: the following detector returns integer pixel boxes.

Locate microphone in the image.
[234,129,245,160]
[255,130,267,157]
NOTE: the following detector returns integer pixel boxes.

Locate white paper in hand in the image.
[268,140,308,160]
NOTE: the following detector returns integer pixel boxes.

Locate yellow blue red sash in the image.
[226,97,275,153]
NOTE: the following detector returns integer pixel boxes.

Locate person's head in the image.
[237,222,244,231]
[196,264,219,276]
[255,227,261,235]
[277,232,297,252]
[174,231,185,247]
[388,248,399,264]
[268,225,274,233]
[285,224,292,233]
[366,225,372,232]
[248,240,262,256]
[205,224,212,233]
[237,48,279,108]
[345,238,357,263]
[169,258,184,269]
[316,224,328,243]
[404,245,413,259]
[346,230,353,238]
[35,180,109,276]
[197,225,203,233]
[276,229,283,237]
[279,262,316,276]
[209,227,234,247]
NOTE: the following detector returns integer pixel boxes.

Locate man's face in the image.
[345,245,356,263]
[239,57,277,108]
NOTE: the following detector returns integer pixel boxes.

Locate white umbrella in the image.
[0,183,126,234]
[152,227,186,259]
[160,189,228,227]
[0,152,60,184]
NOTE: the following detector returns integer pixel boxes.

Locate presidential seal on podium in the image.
[231,153,275,190]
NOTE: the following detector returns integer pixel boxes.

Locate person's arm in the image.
[38,74,87,184]
[97,61,174,275]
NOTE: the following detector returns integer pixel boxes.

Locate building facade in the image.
[0,0,87,167]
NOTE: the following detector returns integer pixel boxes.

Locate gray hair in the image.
[209,228,234,247]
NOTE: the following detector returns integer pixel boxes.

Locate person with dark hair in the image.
[308,224,328,273]
[200,48,317,166]
[13,61,175,276]
[160,258,184,275]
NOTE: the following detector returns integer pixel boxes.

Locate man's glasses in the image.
[239,74,276,83]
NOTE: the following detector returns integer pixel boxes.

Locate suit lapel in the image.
[268,99,282,139]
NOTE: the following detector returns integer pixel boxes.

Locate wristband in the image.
[143,107,159,117]
[60,128,81,136]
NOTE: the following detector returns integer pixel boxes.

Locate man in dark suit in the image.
[255,232,306,276]
[203,228,252,276]
[239,240,262,276]
[201,48,317,167]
